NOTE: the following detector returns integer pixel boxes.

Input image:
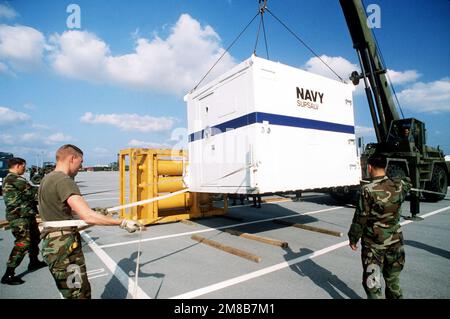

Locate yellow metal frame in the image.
[119,148,227,225]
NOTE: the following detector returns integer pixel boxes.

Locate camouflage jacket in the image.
[348,175,411,249]
[2,172,39,221]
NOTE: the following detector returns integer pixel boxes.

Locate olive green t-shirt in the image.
[38,171,81,221]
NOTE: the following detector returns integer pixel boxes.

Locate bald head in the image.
[56,144,84,162]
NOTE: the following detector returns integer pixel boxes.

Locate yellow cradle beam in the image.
[119,148,227,225]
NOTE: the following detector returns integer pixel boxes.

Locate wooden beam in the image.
[191,234,261,263]
[0,219,9,229]
[224,228,288,248]
[180,219,195,226]
[0,217,42,230]
[262,198,292,203]
[273,219,343,237]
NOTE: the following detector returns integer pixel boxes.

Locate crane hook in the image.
[259,0,267,14]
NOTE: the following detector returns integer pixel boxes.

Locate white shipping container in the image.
[184,55,361,194]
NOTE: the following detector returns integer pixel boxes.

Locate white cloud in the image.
[303,55,425,98]
[397,78,450,113]
[387,69,421,85]
[23,102,37,110]
[80,112,175,132]
[93,147,110,154]
[49,14,236,95]
[0,132,73,164]
[18,132,73,146]
[0,61,8,73]
[304,55,359,82]
[0,24,46,71]
[0,106,30,126]
[31,123,50,130]
[0,134,13,145]
[1,146,55,163]
[355,125,375,137]
[128,139,171,149]
[0,4,17,20]
[46,132,74,144]
[21,132,41,142]
[48,30,109,83]
[303,55,367,95]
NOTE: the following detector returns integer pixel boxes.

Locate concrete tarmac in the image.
[1,171,449,299]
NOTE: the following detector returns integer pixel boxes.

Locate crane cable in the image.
[361,0,405,118]
[373,34,405,119]
[192,11,259,91]
[265,7,344,82]
[193,0,347,91]
[253,0,270,59]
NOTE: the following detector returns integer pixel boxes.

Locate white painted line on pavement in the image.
[171,241,349,299]
[98,206,344,249]
[87,268,105,276]
[401,206,450,226]
[88,273,109,280]
[81,231,150,299]
[170,205,450,299]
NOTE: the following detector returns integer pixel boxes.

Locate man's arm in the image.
[7,176,38,217]
[67,194,122,226]
[400,177,412,200]
[348,188,370,249]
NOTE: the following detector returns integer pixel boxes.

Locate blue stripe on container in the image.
[188,112,354,142]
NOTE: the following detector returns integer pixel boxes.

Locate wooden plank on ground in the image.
[262,198,292,203]
[224,228,288,248]
[180,219,195,226]
[0,219,9,229]
[191,234,261,263]
[273,219,343,237]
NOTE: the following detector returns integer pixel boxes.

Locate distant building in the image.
[81,163,118,172]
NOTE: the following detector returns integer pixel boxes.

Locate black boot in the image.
[1,267,25,285]
[28,257,47,272]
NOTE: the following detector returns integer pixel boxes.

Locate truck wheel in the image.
[31,174,43,185]
[423,165,448,202]
[329,186,358,205]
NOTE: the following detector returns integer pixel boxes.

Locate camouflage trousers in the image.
[361,238,405,299]
[41,231,91,299]
[6,217,41,268]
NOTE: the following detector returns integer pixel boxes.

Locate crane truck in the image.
[339,0,448,218]
[0,152,14,196]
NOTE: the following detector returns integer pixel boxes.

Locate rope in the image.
[106,188,189,213]
[410,188,448,196]
[265,8,344,82]
[108,188,189,299]
[360,179,447,196]
[133,228,142,299]
[206,162,257,185]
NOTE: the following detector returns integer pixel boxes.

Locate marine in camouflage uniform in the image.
[38,144,142,298]
[41,229,91,298]
[1,158,46,285]
[39,169,92,299]
[348,155,411,299]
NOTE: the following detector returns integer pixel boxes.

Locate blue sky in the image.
[1,0,449,166]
